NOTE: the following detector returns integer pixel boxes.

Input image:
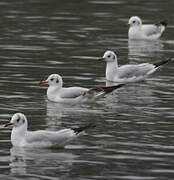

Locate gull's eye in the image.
[50,78,54,81]
[108,55,111,58]
[133,21,136,23]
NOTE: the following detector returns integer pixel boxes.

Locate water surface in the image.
[0,0,174,179]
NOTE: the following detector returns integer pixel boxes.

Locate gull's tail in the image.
[154,58,171,68]
[86,84,124,95]
[81,84,124,100]
[160,21,168,27]
[101,84,125,94]
[73,124,95,135]
[156,21,168,27]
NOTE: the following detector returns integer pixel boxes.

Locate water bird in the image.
[98,50,171,83]
[124,16,167,40]
[40,74,124,103]
[4,113,94,148]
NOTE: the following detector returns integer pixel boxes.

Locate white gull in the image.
[40,74,124,103]
[124,16,167,40]
[98,50,171,83]
[4,113,94,148]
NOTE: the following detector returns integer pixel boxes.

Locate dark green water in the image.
[0,0,174,179]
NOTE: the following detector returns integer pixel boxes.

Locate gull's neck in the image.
[106,60,118,81]
[130,25,142,31]
[47,84,62,101]
[129,25,142,39]
[11,125,27,146]
[47,77,63,100]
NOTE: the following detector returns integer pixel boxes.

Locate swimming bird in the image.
[98,50,171,83]
[40,74,124,103]
[124,16,167,40]
[4,113,94,148]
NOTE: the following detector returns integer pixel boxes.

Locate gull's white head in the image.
[98,50,117,62]
[47,74,63,86]
[4,113,27,128]
[40,74,63,87]
[127,16,142,27]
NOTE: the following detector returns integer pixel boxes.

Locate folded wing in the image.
[26,129,75,147]
[118,63,155,79]
[142,24,165,37]
[59,87,89,98]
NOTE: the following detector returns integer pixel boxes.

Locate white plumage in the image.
[4,113,92,148]
[125,16,167,40]
[40,74,124,103]
[98,50,170,83]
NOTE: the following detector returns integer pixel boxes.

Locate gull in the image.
[124,16,167,40]
[4,113,94,148]
[98,50,171,83]
[40,74,124,103]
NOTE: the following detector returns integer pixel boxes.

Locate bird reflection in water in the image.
[9,147,76,175]
[128,39,164,58]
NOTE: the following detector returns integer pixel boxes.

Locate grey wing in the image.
[142,24,164,37]
[118,64,154,79]
[26,129,75,145]
[59,87,89,98]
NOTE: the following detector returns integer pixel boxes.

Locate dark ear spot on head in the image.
[23,119,25,123]
[16,118,20,123]
[56,79,59,83]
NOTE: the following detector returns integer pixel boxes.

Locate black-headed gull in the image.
[40,74,124,103]
[98,50,171,83]
[4,113,93,148]
[124,16,167,40]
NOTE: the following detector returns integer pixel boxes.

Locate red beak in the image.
[124,24,130,27]
[4,122,13,127]
[39,80,48,85]
[97,57,106,61]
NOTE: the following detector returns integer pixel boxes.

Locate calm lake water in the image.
[0,0,174,179]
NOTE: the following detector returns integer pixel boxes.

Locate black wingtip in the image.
[160,20,168,27]
[102,84,125,94]
[154,58,171,68]
[73,124,95,135]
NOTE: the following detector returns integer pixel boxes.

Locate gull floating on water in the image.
[4,113,94,148]
[98,50,171,83]
[40,74,124,103]
[124,16,167,40]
